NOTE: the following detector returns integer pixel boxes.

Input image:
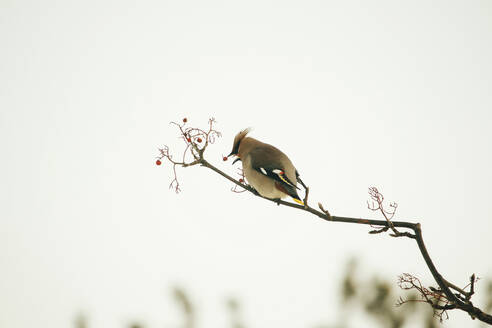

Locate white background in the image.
[1,1,491,327]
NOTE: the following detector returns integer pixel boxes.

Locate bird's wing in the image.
[248,147,300,190]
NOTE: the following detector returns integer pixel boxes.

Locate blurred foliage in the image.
[74,259,492,328]
[74,314,88,328]
[226,297,246,328]
[318,258,438,328]
[486,280,492,314]
[128,324,144,328]
[173,286,195,328]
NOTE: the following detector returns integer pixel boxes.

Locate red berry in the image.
[197,137,202,143]
[183,118,187,123]
[186,138,191,142]
[223,156,228,161]
[155,159,162,166]
[239,178,244,183]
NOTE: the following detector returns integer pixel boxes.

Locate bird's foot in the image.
[273,198,281,206]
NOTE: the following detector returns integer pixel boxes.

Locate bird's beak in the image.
[227,152,241,165]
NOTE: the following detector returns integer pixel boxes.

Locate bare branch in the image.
[366,187,413,238]
[397,273,457,322]
[156,118,492,325]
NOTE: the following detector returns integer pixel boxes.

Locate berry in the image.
[223,156,228,161]
[183,118,187,123]
[155,159,162,166]
[197,137,202,143]
[239,178,244,183]
[186,138,191,142]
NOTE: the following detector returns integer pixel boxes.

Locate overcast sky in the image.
[1,1,492,327]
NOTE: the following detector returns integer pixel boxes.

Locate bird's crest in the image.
[228,127,251,156]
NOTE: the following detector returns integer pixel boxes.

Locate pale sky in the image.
[1,1,492,327]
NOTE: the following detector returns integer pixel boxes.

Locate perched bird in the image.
[228,128,306,205]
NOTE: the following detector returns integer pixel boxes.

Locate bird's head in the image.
[228,128,251,164]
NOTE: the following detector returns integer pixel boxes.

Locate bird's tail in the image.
[292,197,304,205]
[275,181,304,205]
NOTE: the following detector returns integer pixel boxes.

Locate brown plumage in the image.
[228,129,304,204]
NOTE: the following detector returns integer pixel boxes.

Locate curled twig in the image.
[397,273,456,322]
[367,187,415,239]
[156,118,221,193]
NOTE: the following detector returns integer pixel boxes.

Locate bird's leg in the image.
[303,187,309,209]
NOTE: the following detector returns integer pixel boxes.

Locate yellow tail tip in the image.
[293,198,304,205]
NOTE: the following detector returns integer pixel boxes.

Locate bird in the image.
[227,128,306,205]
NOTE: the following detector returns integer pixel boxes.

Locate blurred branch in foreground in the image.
[173,286,195,328]
[156,118,492,325]
[73,271,491,328]
[226,297,246,328]
[321,258,438,328]
[74,314,88,328]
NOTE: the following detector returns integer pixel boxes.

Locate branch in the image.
[156,119,492,325]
